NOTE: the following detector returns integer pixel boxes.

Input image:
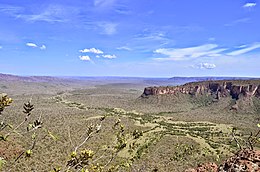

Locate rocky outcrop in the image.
[186,148,260,172]
[186,162,218,172]
[141,80,260,100]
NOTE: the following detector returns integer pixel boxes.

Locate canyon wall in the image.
[141,80,260,100]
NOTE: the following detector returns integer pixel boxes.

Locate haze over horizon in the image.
[0,0,259,77]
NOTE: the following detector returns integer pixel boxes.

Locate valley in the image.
[0,74,260,171]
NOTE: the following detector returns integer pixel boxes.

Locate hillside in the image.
[1,76,260,171]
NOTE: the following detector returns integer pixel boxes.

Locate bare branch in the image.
[67,126,75,147]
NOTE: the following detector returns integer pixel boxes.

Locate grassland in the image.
[1,78,260,171]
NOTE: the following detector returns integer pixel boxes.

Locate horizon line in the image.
[1,72,260,79]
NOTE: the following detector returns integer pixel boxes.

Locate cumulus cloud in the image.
[227,43,260,56]
[26,43,47,50]
[26,42,38,48]
[153,44,226,61]
[243,2,257,8]
[79,48,104,54]
[191,63,216,69]
[78,48,116,61]
[199,63,216,69]
[102,54,117,59]
[79,55,91,61]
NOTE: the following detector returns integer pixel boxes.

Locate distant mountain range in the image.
[0,73,71,82]
[169,76,259,83]
[0,73,259,84]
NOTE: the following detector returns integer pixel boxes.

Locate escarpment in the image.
[141,80,260,100]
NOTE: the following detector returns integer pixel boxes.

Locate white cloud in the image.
[0,46,2,49]
[237,44,247,48]
[78,48,116,61]
[94,0,117,8]
[115,8,132,15]
[79,55,91,61]
[191,63,216,69]
[199,63,216,69]
[227,43,260,56]
[98,22,118,35]
[26,43,47,50]
[124,29,173,52]
[0,5,78,23]
[134,31,169,42]
[21,5,79,23]
[40,45,46,50]
[153,44,226,61]
[117,46,131,51]
[0,5,23,16]
[26,42,38,48]
[102,54,117,59]
[243,3,256,8]
[208,37,216,41]
[79,48,104,54]
[225,18,250,27]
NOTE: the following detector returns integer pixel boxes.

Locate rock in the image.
[231,103,239,111]
[218,149,260,172]
[186,149,260,172]
[185,162,218,172]
[255,85,260,98]
[141,80,260,101]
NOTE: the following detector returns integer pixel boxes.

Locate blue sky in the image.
[0,0,259,77]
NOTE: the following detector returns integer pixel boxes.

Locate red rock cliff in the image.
[141,80,260,100]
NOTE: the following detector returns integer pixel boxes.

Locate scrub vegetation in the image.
[0,79,260,171]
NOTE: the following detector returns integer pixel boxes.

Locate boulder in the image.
[186,149,260,172]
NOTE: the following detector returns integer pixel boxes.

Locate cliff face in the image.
[141,80,260,100]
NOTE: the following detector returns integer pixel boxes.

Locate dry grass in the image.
[0,79,260,171]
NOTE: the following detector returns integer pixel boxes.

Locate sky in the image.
[0,0,259,77]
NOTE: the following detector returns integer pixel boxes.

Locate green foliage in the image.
[67,149,95,169]
[113,122,127,152]
[25,149,33,157]
[191,94,214,107]
[171,144,197,161]
[230,125,260,150]
[132,129,143,139]
[0,94,13,115]
[0,134,9,141]
[1,90,260,171]
[253,97,260,114]
[51,167,61,172]
[0,157,6,170]
[1,94,16,142]
[0,93,59,167]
